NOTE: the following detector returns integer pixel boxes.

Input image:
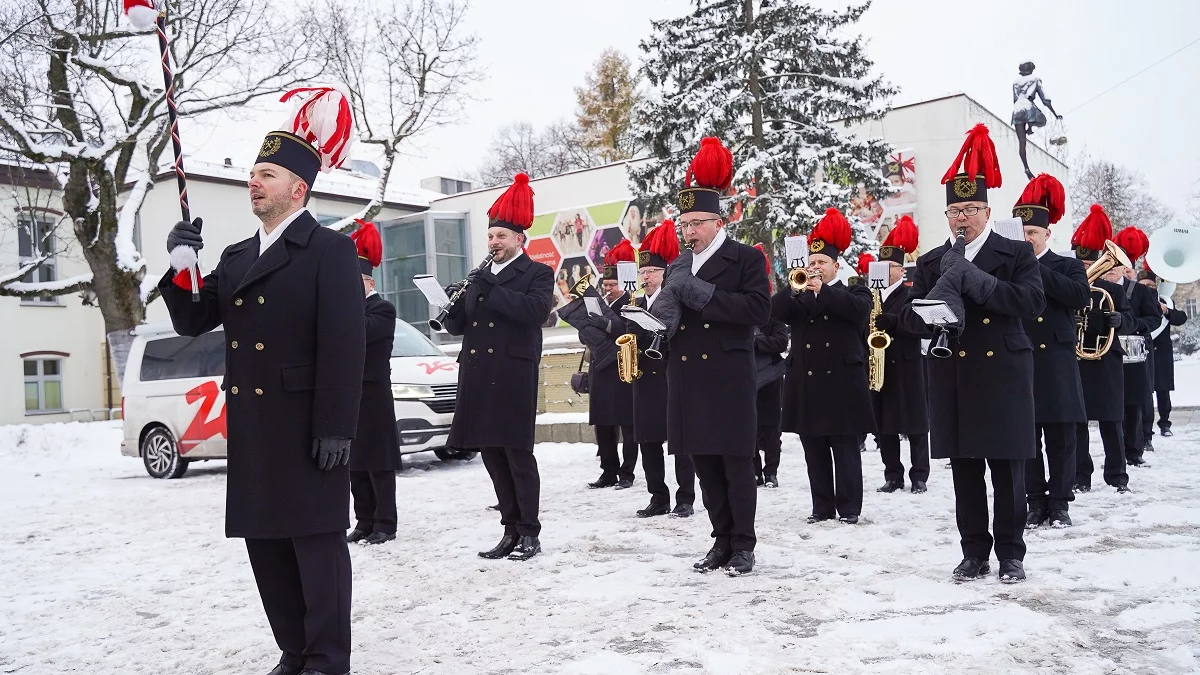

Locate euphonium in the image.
[615,333,641,383]
[867,286,891,392]
[1076,240,1132,360]
[788,267,811,293]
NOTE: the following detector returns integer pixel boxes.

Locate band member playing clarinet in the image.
[898,124,1045,583]
[443,173,555,562]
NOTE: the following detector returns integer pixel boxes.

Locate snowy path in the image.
[1,421,1198,674]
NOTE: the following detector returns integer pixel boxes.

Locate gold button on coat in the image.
[681,355,688,361]
[472,321,477,326]
[958,351,966,358]
[231,341,238,349]
[255,342,264,351]
[234,298,243,306]
[704,323,710,329]
[470,349,476,354]
[1037,317,1044,322]
[489,322,494,327]
[680,325,686,331]
[982,318,991,324]
[255,388,263,395]
[701,354,708,360]
[258,296,265,304]
[230,386,239,395]
[488,348,493,353]
[1040,344,1046,349]
[986,350,994,357]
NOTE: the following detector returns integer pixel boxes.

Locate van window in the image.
[391,320,444,358]
[140,333,226,381]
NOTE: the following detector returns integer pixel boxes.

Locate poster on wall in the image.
[873,150,919,250]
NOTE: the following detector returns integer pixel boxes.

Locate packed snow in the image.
[1,420,1198,674]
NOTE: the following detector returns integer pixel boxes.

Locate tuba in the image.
[1146,224,1200,300]
[867,285,891,391]
[616,333,641,383]
[1076,240,1132,360]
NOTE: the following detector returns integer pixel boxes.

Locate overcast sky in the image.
[188,0,1199,217]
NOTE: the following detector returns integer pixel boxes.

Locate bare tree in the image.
[311,0,481,227]
[1070,150,1173,233]
[477,120,604,187]
[574,48,640,162]
[0,0,322,375]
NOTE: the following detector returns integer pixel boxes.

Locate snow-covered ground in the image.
[2,421,1199,674]
[1171,356,1200,407]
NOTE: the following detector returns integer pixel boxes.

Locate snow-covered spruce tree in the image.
[629,0,895,271]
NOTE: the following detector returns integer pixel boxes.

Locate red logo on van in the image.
[417,361,456,375]
[179,381,227,453]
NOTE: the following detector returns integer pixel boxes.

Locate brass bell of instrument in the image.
[788,267,811,293]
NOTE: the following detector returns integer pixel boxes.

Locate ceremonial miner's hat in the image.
[941,123,1002,206]
[880,214,919,265]
[603,239,636,281]
[1013,173,1066,229]
[1113,226,1149,266]
[350,219,382,276]
[808,208,852,261]
[638,220,680,269]
[1071,204,1113,263]
[488,173,535,233]
[678,137,733,215]
[256,86,355,192]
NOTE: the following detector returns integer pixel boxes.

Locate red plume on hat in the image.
[1017,173,1066,224]
[856,252,876,276]
[640,220,680,264]
[604,238,636,266]
[279,86,356,172]
[685,137,734,191]
[941,123,1002,188]
[123,0,158,30]
[351,219,382,268]
[488,172,535,230]
[808,207,852,252]
[1072,204,1112,251]
[1114,226,1149,262]
[753,243,773,292]
[883,214,919,254]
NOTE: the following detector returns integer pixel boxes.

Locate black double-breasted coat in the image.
[898,231,1046,460]
[1022,250,1089,424]
[350,293,401,472]
[626,294,670,444]
[1078,278,1135,422]
[1121,278,1160,404]
[159,211,366,538]
[754,318,789,429]
[586,294,635,426]
[872,283,930,435]
[665,237,770,456]
[1152,300,1188,390]
[773,280,876,437]
[444,253,554,449]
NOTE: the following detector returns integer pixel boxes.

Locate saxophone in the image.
[615,333,641,383]
[867,286,891,392]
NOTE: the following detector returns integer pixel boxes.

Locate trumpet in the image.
[428,252,495,332]
[788,267,812,293]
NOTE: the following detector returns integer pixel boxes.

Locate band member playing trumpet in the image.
[897,124,1045,583]
[1111,227,1159,467]
[663,137,770,575]
[751,244,788,489]
[443,173,555,562]
[772,208,875,524]
[629,222,696,518]
[1014,175,1089,528]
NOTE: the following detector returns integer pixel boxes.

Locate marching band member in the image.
[443,173,555,562]
[662,137,770,575]
[1138,268,1189,438]
[1014,175,1089,528]
[1111,227,1159,467]
[898,124,1045,583]
[869,216,930,494]
[752,244,788,489]
[773,208,875,524]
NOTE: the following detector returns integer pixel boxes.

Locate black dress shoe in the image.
[1047,510,1072,528]
[876,480,904,493]
[724,550,755,575]
[1025,508,1046,530]
[267,664,303,675]
[763,475,779,488]
[614,478,634,490]
[478,534,519,559]
[952,557,990,581]
[911,481,927,494]
[806,513,835,524]
[693,544,732,572]
[588,474,618,489]
[839,515,859,525]
[1128,457,1151,467]
[998,559,1026,584]
[345,529,369,544]
[487,503,500,510]
[637,501,670,518]
[755,475,765,487]
[670,503,694,518]
[1116,485,1133,494]
[1144,440,1155,453]
[364,531,395,545]
[298,670,349,675]
[1161,428,1173,437]
[1073,484,1090,493]
[508,536,541,561]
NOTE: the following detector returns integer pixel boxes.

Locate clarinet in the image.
[428,252,495,332]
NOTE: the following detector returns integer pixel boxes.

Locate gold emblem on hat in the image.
[679,191,696,211]
[809,239,825,253]
[1014,206,1034,223]
[848,276,860,285]
[880,245,895,259]
[1076,246,1092,259]
[887,162,900,174]
[259,135,282,157]
[638,250,650,266]
[953,176,978,199]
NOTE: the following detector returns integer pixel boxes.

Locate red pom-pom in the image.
[604,238,636,265]
[1072,204,1112,251]
[640,220,680,264]
[487,173,536,230]
[685,137,734,191]
[808,207,852,253]
[856,252,876,277]
[123,0,158,30]
[1114,226,1149,262]
[941,123,1002,189]
[1016,173,1066,224]
[883,214,919,254]
[350,219,382,268]
[171,267,203,292]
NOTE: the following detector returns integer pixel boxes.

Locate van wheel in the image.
[142,426,189,479]
[434,448,477,462]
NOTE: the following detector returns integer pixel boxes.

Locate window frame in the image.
[16,211,60,306]
[23,357,64,414]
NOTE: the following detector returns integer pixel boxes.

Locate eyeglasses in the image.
[676,218,721,230]
[945,206,986,218]
[638,267,664,276]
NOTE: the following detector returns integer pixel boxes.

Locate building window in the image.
[434,218,469,285]
[440,178,472,195]
[24,358,64,413]
[314,214,343,227]
[1185,298,1198,320]
[381,220,429,330]
[16,212,58,305]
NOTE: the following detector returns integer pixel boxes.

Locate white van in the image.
[120,321,468,478]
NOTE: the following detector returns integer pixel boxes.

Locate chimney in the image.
[224,158,232,167]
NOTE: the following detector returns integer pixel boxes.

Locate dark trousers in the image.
[878,433,930,485]
[245,533,352,674]
[1026,423,1077,511]
[596,424,638,482]
[640,442,696,507]
[1142,390,1156,440]
[481,446,541,537]
[950,458,1026,561]
[1123,404,1145,461]
[1075,421,1128,488]
[349,470,396,535]
[752,424,782,479]
[692,454,757,551]
[799,434,863,518]
[1157,389,1174,431]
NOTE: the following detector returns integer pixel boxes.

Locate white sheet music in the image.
[784,236,807,270]
[867,261,891,288]
[993,217,1025,242]
[412,275,451,308]
[583,297,602,316]
[911,299,959,325]
[621,306,667,332]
